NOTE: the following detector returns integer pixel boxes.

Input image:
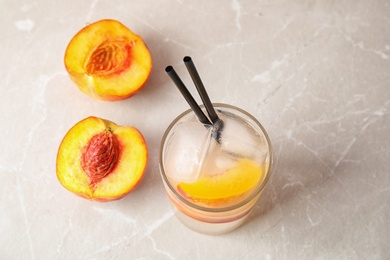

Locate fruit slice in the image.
[56,116,148,201]
[177,159,263,204]
[64,19,152,101]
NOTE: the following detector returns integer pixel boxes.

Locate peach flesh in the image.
[56,116,148,201]
[64,19,152,101]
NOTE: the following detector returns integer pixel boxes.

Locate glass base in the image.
[174,208,251,235]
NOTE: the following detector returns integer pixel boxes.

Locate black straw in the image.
[183,57,224,143]
[183,56,220,124]
[165,66,212,126]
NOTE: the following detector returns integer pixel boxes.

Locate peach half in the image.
[64,19,152,101]
[56,116,148,201]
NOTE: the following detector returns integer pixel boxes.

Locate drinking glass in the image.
[159,103,273,235]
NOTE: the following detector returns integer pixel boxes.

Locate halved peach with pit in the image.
[64,19,152,101]
[56,116,148,201]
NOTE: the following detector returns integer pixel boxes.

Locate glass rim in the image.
[159,103,274,213]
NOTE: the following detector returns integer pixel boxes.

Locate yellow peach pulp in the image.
[64,19,152,101]
[56,116,147,200]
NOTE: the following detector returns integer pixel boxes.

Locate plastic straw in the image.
[183,56,219,124]
[165,66,212,126]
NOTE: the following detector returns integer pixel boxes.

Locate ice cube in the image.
[219,114,266,162]
[165,121,212,182]
[199,141,237,176]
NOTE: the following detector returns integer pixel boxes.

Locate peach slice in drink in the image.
[177,158,263,206]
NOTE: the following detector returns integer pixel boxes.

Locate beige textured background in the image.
[1,0,389,259]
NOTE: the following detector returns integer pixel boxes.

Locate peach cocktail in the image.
[159,103,272,234]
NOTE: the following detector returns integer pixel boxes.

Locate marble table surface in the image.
[1,0,389,259]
